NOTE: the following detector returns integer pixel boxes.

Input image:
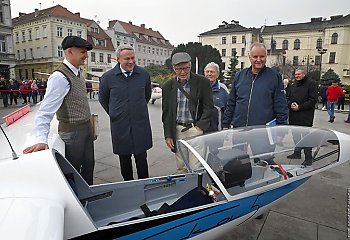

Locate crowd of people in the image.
[13,35,349,185]
[0,77,47,107]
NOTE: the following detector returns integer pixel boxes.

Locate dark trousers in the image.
[59,126,95,185]
[292,131,312,160]
[118,152,149,181]
[1,92,8,107]
[9,92,18,105]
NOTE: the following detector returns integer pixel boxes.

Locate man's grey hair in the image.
[116,45,135,57]
[204,62,220,74]
[249,42,267,55]
[295,67,307,74]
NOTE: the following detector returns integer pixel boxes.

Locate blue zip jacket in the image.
[222,66,288,128]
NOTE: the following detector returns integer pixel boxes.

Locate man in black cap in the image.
[24,36,95,185]
[162,52,213,173]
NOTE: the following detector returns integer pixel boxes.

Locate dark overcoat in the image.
[286,77,318,127]
[99,64,152,155]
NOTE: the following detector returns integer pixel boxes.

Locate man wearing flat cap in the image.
[162,52,213,173]
[24,36,95,185]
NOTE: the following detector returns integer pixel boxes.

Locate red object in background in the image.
[3,104,30,126]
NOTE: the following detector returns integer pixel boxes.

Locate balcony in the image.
[0,53,16,61]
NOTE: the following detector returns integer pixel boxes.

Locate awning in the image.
[87,72,104,77]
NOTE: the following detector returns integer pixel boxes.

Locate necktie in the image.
[125,71,131,77]
[77,71,81,78]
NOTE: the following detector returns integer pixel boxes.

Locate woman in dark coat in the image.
[99,45,152,181]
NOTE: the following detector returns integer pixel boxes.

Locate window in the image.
[97,39,105,46]
[22,31,26,41]
[293,56,299,66]
[30,48,33,58]
[35,28,40,39]
[147,47,150,53]
[329,52,336,63]
[17,50,20,60]
[271,39,276,50]
[99,53,104,63]
[42,26,47,38]
[15,32,19,42]
[77,30,82,38]
[57,27,63,37]
[138,59,142,65]
[138,45,141,52]
[222,37,227,44]
[294,39,300,50]
[331,33,338,44]
[91,52,95,62]
[0,8,3,23]
[107,54,111,63]
[241,48,245,56]
[152,48,155,54]
[0,35,6,52]
[222,49,226,57]
[23,49,27,59]
[156,48,159,55]
[315,55,321,65]
[242,35,246,44]
[222,62,225,70]
[240,62,245,69]
[143,46,146,53]
[231,48,236,56]
[58,46,63,57]
[28,29,32,41]
[67,29,73,36]
[116,41,120,47]
[316,38,322,49]
[282,40,288,50]
[232,36,237,44]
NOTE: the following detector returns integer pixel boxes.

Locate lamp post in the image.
[317,48,327,81]
[302,55,314,73]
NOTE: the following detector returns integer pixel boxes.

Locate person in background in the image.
[286,67,318,166]
[0,76,9,107]
[99,45,152,181]
[336,86,346,110]
[20,81,28,104]
[326,80,344,123]
[319,84,328,111]
[8,79,20,105]
[37,79,47,102]
[23,36,95,185]
[204,62,229,132]
[162,52,213,173]
[31,80,39,104]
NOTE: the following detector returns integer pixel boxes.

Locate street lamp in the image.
[317,48,327,81]
[301,55,314,72]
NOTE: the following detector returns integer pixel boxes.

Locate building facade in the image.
[106,20,173,67]
[0,0,15,79]
[81,18,115,79]
[199,15,350,84]
[12,5,88,80]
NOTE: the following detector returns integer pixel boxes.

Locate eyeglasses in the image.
[174,66,191,73]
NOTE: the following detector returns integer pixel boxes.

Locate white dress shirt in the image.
[34,59,80,144]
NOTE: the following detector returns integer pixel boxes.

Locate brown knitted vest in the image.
[55,64,90,131]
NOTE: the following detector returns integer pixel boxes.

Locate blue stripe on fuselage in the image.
[115,178,309,240]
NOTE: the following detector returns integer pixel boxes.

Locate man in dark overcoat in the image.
[286,67,318,166]
[99,45,152,180]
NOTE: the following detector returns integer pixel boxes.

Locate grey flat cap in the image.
[172,52,191,65]
[62,36,93,51]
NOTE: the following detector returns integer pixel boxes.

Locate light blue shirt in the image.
[34,59,80,144]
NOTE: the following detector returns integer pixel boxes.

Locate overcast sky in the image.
[10,0,350,46]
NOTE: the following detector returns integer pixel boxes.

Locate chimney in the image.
[75,12,80,17]
[19,12,25,17]
[34,8,39,17]
[149,28,152,31]
[129,21,133,25]
[278,22,282,25]
[330,15,343,21]
[141,24,145,30]
[311,17,322,22]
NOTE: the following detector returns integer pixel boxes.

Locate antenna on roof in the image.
[39,3,42,10]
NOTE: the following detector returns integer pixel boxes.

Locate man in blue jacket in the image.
[222,42,288,164]
[99,45,152,181]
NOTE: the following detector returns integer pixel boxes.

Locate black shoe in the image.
[287,153,301,159]
[255,214,264,219]
[302,160,312,167]
[345,120,350,123]
[330,116,335,123]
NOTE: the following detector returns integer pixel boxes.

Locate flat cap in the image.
[171,52,191,65]
[61,36,93,51]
